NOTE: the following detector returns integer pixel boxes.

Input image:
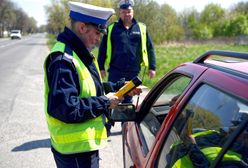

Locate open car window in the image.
[139,74,191,154]
[157,84,248,167]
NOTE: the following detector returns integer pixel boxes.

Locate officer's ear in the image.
[77,22,87,34]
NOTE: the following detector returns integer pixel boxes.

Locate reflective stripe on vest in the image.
[106,22,148,67]
[201,146,241,164]
[192,129,219,138]
[44,42,107,154]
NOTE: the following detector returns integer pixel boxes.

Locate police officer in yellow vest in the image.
[98,0,156,135]
[169,130,248,167]
[43,2,142,168]
[98,0,156,104]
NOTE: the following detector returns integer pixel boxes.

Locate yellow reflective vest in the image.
[44,42,107,154]
[106,22,148,67]
[172,130,242,168]
[172,146,242,168]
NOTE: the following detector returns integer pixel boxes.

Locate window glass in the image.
[219,113,248,167]
[140,75,191,152]
[155,76,191,106]
[157,84,248,167]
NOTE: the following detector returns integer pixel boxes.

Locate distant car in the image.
[111,50,248,168]
[10,30,21,39]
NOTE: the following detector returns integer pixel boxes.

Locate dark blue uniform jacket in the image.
[45,27,124,123]
[98,19,156,75]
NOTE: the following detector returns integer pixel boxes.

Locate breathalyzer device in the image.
[114,76,142,97]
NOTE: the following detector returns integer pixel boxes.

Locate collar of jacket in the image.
[57,27,93,65]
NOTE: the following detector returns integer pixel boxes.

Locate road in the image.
[0,34,124,168]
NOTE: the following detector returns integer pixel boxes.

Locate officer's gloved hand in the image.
[188,144,210,168]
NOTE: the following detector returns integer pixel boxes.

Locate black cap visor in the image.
[89,23,107,34]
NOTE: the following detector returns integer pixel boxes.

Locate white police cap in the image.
[118,0,135,9]
[68,1,115,34]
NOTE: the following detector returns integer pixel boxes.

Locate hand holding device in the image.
[114,76,142,97]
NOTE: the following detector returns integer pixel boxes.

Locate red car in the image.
[111,50,248,168]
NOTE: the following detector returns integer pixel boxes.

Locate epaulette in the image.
[54,44,74,63]
[62,45,74,63]
[49,52,72,64]
[48,50,73,69]
[62,52,73,63]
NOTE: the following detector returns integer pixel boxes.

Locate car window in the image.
[157,84,248,168]
[139,75,191,153]
[217,112,248,167]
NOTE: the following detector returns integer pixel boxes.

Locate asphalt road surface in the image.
[0,34,124,168]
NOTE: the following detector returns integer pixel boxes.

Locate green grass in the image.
[46,35,248,88]
[147,43,248,88]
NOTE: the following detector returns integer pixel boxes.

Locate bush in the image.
[192,24,213,40]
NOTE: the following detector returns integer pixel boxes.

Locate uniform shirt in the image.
[98,18,156,74]
[45,27,123,123]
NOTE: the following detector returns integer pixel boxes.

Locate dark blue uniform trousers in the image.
[52,147,99,168]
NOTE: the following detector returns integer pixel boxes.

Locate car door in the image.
[155,83,248,168]
[122,63,208,168]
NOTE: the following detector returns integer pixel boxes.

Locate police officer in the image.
[43,1,141,168]
[98,0,156,134]
[167,131,246,168]
[169,126,248,167]
[98,0,156,104]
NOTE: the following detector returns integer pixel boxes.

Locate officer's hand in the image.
[105,92,124,109]
[100,70,106,79]
[127,87,142,96]
[148,70,156,78]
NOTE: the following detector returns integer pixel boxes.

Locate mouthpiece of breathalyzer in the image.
[114,76,142,97]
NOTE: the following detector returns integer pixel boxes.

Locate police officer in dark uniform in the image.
[43,2,141,168]
[98,0,156,134]
[98,0,156,103]
[168,112,248,168]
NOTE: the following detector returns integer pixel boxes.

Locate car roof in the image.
[193,50,248,75]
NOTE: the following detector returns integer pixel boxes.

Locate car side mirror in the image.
[110,103,136,121]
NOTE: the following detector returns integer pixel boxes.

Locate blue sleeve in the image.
[98,34,108,70]
[46,54,110,123]
[147,32,156,70]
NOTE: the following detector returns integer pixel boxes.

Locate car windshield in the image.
[11,30,20,33]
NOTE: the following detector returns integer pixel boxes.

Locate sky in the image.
[12,0,247,27]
